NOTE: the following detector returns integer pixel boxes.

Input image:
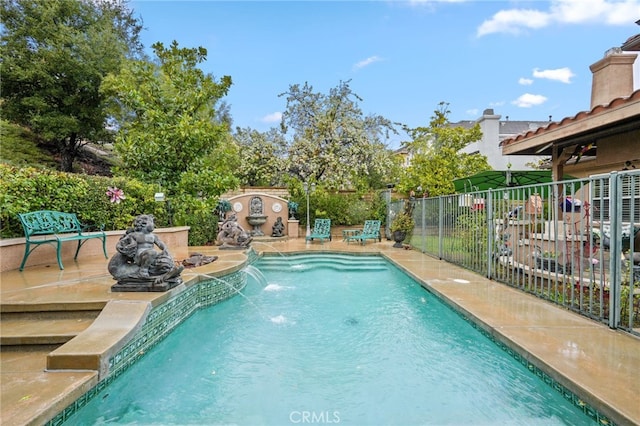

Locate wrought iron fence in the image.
[392,170,640,335]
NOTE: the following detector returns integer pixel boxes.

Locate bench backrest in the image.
[362,220,381,236]
[18,211,82,237]
[312,218,331,235]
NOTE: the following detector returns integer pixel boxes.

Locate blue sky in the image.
[129,0,640,147]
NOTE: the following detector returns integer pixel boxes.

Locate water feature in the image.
[197,272,269,321]
[242,264,268,287]
[68,254,599,425]
[246,196,267,236]
[250,241,297,269]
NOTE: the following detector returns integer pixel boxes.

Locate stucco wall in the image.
[563,129,640,177]
[0,227,190,272]
[226,193,291,237]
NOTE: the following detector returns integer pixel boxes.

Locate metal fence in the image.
[391,170,640,335]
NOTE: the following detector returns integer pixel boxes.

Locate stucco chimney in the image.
[589,48,637,108]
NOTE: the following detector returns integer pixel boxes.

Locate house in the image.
[395,111,550,169]
[501,32,640,180]
[454,111,550,170]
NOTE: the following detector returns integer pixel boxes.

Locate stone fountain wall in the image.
[226,193,293,237]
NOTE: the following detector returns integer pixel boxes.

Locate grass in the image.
[0,120,58,169]
[0,120,115,174]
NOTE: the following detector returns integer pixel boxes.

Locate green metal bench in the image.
[18,210,107,271]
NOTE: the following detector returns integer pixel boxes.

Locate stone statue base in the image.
[111,278,182,292]
[111,265,184,292]
[218,243,249,250]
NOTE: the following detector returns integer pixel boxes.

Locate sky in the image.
[129,0,640,148]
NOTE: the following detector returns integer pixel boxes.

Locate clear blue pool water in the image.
[71,254,596,425]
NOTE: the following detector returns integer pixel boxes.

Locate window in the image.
[591,173,640,223]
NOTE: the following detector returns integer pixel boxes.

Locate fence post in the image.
[438,196,444,259]
[487,190,494,279]
[420,198,426,253]
[608,171,622,328]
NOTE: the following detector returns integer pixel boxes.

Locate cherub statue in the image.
[109,214,183,292]
[272,216,285,237]
[216,213,252,249]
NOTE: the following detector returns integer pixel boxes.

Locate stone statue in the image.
[271,216,285,237]
[109,214,183,292]
[216,213,253,249]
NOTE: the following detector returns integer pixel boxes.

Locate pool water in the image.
[71,254,595,425]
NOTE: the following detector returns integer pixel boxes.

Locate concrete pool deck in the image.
[1,238,639,426]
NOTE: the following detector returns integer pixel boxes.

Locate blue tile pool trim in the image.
[411,282,615,426]
[47,270,246,426]
[463,318,615,425]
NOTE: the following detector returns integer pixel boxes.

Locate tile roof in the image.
[450,119,549,136]
[500,89,640,155]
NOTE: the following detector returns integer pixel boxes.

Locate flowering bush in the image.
[106,186,125,204]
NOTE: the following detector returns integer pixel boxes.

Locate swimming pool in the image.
[69,253,598,425]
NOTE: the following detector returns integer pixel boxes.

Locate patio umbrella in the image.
[453,170,578,198]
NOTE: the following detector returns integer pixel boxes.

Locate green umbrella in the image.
[453,170,578,199]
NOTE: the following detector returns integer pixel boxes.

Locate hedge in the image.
[0,164,216,245]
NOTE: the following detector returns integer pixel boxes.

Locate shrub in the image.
[298,189,379,226]
[171,194,218,246]
[0,164,169,238]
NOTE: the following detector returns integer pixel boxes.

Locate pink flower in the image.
[106,187,125,204]
[590,258,599,265]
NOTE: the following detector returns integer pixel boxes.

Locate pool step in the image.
[0,310,100,346]
[256,254,389,272]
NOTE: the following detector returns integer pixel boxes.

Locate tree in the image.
[234,127,288,187]
[279,80,398,190]
[398,102,490,196]
[0,0,143,172]
[101,41,238,198]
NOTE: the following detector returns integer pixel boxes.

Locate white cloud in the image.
[533,67,575,83]
[466,108,479,116]
[550,0,639,25]
[353,55,383,70]
[519,77,534,85]
[512,93,548,108]
[477,0,640,36]
[261,112,282,123]
[477,9,550,36]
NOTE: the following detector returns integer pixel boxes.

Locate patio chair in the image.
[347,220,382,245]
[306,218,332,244]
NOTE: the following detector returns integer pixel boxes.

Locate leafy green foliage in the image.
[390,201,415,237]
[170,193,218,246]
[0,0,143,172]
[398,102,491,196]
[0,164,165,238]
[292,188,378,227]
[102,41,239,200]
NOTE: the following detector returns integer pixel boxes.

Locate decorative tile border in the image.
[464,320,613,425]
[427,289,615,426]
[47,270,246,426]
